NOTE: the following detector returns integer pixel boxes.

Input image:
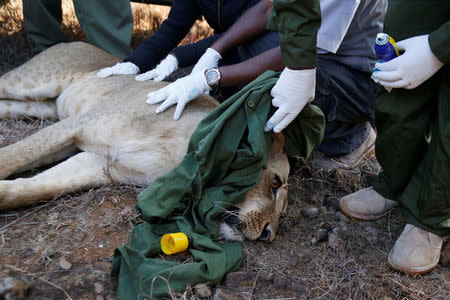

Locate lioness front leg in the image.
[0,152,110,210]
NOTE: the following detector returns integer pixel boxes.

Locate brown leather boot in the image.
[339,187,398,220]
[388,224,443,274]
[312,127,376,171]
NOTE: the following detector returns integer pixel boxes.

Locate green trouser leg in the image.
[73,0,133,58]
[23,0,68,52]
[373,66,450,237]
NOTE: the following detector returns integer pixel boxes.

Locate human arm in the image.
[371,22,449,89]
[218,46,283,86]
[137,0,261,82]
[125,0,200,72]
[96,1,199,78]
[145,46,284,120]
[189,0,274,76]
[210,0,274,57]
[267,0,320,70]
[429,21,450,65]
[264,0,321,133]
[142,0,279,99]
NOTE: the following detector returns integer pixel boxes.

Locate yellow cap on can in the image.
[161,232,189,255]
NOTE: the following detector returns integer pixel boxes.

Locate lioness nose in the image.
[258,223,271,241]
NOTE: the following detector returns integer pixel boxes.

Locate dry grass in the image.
[130,2,213,49]
[0,0,33,72]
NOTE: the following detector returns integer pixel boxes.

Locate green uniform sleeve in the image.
[267,0,321,69]
[429,21,450,65]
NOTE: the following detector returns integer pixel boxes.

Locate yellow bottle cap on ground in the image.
[161,232,189,254]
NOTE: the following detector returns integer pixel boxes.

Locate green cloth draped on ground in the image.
[112,71,325,299]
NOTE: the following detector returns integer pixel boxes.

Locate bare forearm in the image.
[218,46,283,87]
[211,0,273,55]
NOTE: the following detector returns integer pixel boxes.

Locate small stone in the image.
[301,207,319,218]
[315,228,329,242]
[224,271,257,288]
[337,221,348,229]
[319,221,332,231]
[59,257,72,270]
[363,226,379,244]
[213,288,246,300]
[328,228,342,251]
[194,283,211,298]
[323,196,339,212]
[335,211,350,222]
[94,283,104,294]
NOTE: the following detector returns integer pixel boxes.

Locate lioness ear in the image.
[270,132,285,155]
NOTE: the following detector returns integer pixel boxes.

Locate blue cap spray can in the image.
[374,33,399,63]
[374,33,399,92]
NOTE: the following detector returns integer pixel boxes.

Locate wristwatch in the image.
[204,68,221,88]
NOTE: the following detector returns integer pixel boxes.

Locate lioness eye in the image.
[271,176,281,189]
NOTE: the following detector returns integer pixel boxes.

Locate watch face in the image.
[206,69,220,86]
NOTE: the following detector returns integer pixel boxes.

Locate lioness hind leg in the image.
[0,119,78,179]
[0,42,120,106]
[0,152,110,210]
[0,99,57,119]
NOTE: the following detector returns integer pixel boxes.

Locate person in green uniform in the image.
[339,0,449,274]
[22,0,134,58]
[259,0,320,134]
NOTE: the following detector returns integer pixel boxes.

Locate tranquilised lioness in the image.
[0,42,290,242]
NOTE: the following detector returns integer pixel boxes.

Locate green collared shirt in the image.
[267,0,321,69]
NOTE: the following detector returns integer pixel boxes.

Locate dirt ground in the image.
[0,1,449,299]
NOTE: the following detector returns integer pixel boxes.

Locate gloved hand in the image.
[264,67,316,133]
[191,48,222,74]
[135,54,178,82]
[372,35,444,89]
[96,62,140,78]
[146,71,210,120]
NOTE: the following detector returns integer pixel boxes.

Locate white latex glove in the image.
[96,62,140,78]
[135,54,178,82]
[372,35,444,89]
[264,67,316,133]
[146,71,210,120]
[191,48,222,74]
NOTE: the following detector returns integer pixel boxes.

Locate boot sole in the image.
[388,249,439,274]
[339,201,388,220]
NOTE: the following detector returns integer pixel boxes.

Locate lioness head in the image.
[220,133,290,242]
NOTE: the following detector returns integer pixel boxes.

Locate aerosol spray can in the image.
[374,33,399,63]
[374,33,399,91]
